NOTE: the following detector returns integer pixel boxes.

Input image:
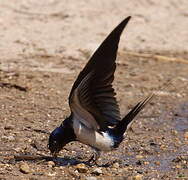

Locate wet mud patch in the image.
[173,102,188,132]
[119,101,188,177]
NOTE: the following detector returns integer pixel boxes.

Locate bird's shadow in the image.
[53,156,83,166]
[12,154,115,167]
[52,156,114,167]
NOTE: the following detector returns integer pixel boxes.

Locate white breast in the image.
[73,119,114,151]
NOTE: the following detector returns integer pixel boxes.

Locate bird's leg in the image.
[88,148,101,165]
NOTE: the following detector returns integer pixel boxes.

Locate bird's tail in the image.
[113,93,154,136]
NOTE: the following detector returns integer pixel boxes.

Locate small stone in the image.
[85,177,97,180]
[75,163,88,173]
[4,125,14,130]
[1,135,15,142]
[29,177,38,180]
[133,174,143,180]
[154,161,160,165]
[176,165,181,169]
[144,161,149,165]
[29,178,39,180]
[43,74,50,78]
[20,163,31,174]
[172,157,181,163]
[125,84,135,88]
[92,168,102,175]
[182,160,186,164]
[13,147,22,152]
[160,144,166,150]
[45,172,56,176]
[130,72,137,76]
[184,132,188,139]
[171,130,178,136]
[112,162,119,168]
[47,161,55,167]
[136,160,143,165]
[136,155,144,159]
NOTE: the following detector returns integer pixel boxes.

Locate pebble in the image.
[160,144,166,150]
[176,165,181,169]
[92,168,103,175]
[154,161,160,165]
[85,177,97,180]
[1,135,15,142]
[130,72,137,76]
[75,163,88,173]
[133,174,143,180]
[47,161,55,167]
[4,125,14,130]
[19,163,31,174]
[144,161,149,165]
[184,132,188,139]
[171,130,178,136]
[13,147,22,152]
[136,155,144,159]
[44,172,56,176]
[112,162,120,168]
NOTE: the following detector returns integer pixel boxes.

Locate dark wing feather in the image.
[69,17,131,130]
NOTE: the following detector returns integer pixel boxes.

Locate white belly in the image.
[73,119,114,151]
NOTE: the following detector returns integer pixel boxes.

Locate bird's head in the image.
[48,121,76,157]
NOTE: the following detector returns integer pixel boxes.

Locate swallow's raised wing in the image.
[69,17,131,130]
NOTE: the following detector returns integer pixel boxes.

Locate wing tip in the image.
[125,16,132,21]
[112,16,131,36]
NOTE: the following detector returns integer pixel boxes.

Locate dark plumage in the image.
[48,16,153,163]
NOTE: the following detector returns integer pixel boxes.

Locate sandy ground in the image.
[0,0,188,179]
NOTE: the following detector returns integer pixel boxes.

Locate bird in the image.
[48,16,154,164]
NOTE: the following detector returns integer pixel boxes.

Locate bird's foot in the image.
[87,149,101,166]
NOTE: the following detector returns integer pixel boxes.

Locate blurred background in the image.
[0,0,187,60]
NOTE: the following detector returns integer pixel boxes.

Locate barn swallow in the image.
[48,16,153,163]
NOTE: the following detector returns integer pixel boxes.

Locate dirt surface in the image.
[0,0,188,179]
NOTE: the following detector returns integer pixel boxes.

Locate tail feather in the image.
[113,93,154,136]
